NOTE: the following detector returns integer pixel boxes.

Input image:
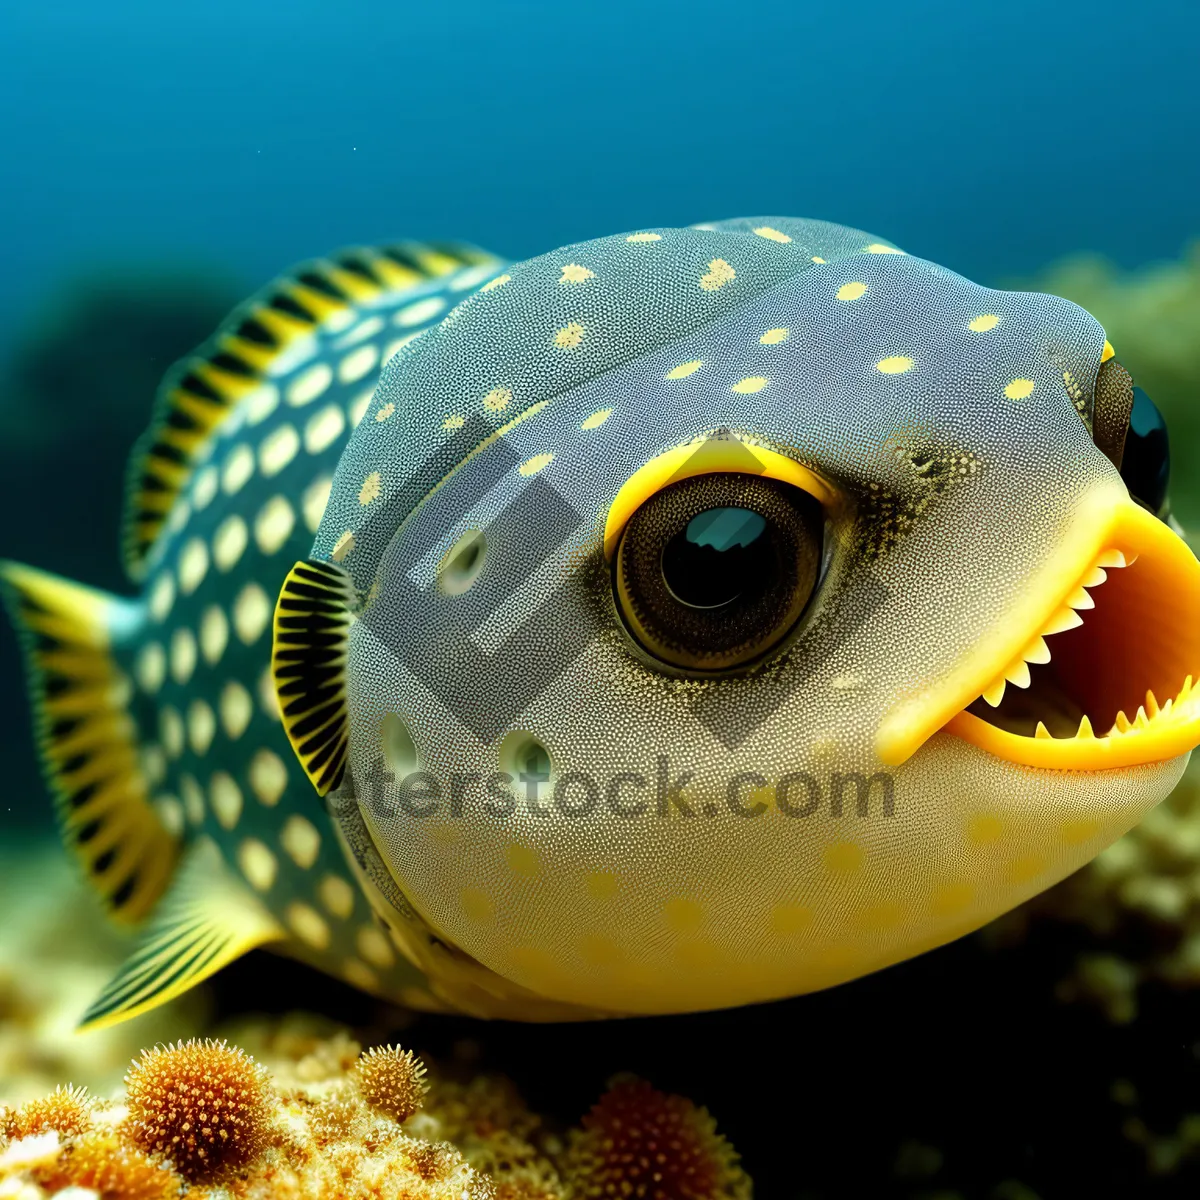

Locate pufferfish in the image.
[3,216,1195,1029]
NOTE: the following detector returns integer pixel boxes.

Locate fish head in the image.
[294,218,1197,1015]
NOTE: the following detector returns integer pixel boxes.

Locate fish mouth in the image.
[877,488,1200,771]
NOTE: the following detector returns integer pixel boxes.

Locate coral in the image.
[354,1043,429,1123]
[560,1076,750,1200]
[124,1038,273,1182]
[0,1027,759,1199]
[3,1084,94,1141]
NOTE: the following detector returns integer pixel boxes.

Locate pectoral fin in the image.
[79,839,285,1031]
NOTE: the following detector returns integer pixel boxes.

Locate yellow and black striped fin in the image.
[79,838,285,1031]
[121,241,501,581]
[0,561,178,924]
[272,559,354,797]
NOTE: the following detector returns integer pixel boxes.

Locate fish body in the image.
[5,217,1198,1028]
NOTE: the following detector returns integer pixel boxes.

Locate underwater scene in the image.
[3,1,1200,1196]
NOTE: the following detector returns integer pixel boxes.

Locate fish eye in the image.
[1092,356,1171,515]
[614,472,823,671]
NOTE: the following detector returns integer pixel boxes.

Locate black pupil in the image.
[1122,386,1170,513]
[660,506,772,609]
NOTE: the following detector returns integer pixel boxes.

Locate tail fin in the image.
[0,561,179,923]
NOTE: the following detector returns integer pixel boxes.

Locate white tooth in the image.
[1066,587,1095,610]
[1035,721,1053,739]
[1082,566,1108,588]
[1004,660,1032,688]
[1146,689,1160,718]
[1180,675,1194,702]
[982,678,1007,707]
[1096,549,1127,569]
[1077,714,1095,738]
[1115,710,1132,734]
[1042,608,1085,636]
[1022,636,1052,665]
[1134,706,1150,730]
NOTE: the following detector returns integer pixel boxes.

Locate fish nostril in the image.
[438,530,487,596]
[499,731,554,794]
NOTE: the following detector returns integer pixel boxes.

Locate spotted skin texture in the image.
[310,217,1182,1018]
[25,217,1184,1024]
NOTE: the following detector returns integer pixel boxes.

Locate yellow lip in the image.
[877,485,1200,770]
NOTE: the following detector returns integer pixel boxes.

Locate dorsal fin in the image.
[271,559,354,796]
[79,838,285,1031]
[121,241,503,581]
[0,560,178,923]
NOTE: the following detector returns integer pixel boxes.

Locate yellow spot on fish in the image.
[169,628,197,686]
[375,402,395,422]
[246,383,280,426]
[760,327,789,344]
[318,874,355,919]
[753,226,792,244]
[287,902,330,950]
[966,814,1004,845]
[930,882,973,915]
[222,444,255,496]
[238,839,277,892]
[1005,855,1045,885]
[443,414,465,430]
[209,771,242,829]
[338,343,379,384]
[1061,818,1102,845]
[732,376,769,394]
[770,904,812,935]
[824,842,864,873]
[559,263,595,283]
[626,232,662,243]
[480,273,511,291]
[1005,378,1036,400]
[212,515,249,573]
[254,495,295,556]
[484,386,513,412]
[219,680,254,740]
[663,897,704,931]
[357,925,396,968]
[250,748,288,806]
[305,404,346,455]
[506,844,540,877]
[259,424,300,477]
[837,281,868,302]
[302,476,333,533]
[876,355,915,375]
[199,606,229,666]
[136,643,166,694]
[811,256,826,263]
[866,243,905,254]
[666,360,703,380]
[258,666,280,721]
[342,958,379,992]
[460,888,494,923]
[181,774,205,825]
[1102,339,1115,363]
[192,466,218,511]
[554,321,585,350]
[188,700,216,756]
[582,408,613,430]
[359,472,381,506]
[148,574,175,623]
[160,707,184,759]
[587,871,619,899]
[580,935,623,966]
[331,530,356,562]
[699,258,736,291]
[519,453,554,477]
[348,387,374,426]
[287,363,333,407]
[178,538,209,595]
[510,946,560,980]
[281,814,321,869]
[969,313,1001,332]
[154,796,184,837]
[232,582,271,645]
[396,296,446,326]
